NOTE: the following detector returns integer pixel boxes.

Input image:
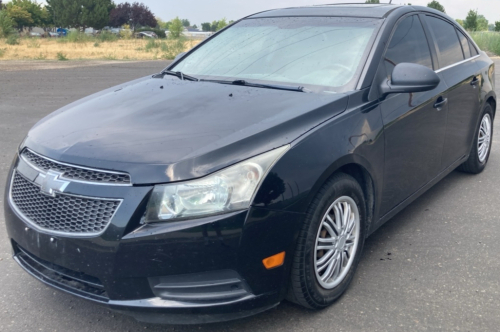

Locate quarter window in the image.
[457,30,471,58]
[384,15,433,76]
[426,16,464,68]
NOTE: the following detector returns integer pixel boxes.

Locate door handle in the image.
[433,97,448,110]
[471,77,480,86]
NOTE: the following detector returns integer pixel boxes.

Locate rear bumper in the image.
[4,161,304,323]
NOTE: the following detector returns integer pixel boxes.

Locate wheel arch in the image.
[306,155,379,235]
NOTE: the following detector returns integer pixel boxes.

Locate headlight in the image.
[144,145,289,223]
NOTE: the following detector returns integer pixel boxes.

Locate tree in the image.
[427,1,445,13]
[168,16,183,38]
[181,18,189,27]
[477,15,488,31]
[217,18,227,31]
[365,0,380,3]
[201,22,210,32]
[464,10,478,31]
[0,10,15,37]
[5,4,33,30]
[8,0,47,27]
[456,19,464,27]
[488,24,494,31]
[210,20,218,32]
[47,0,113,30]
[109,2,156,29]
[81,0,114,30]
[495,21,500,32]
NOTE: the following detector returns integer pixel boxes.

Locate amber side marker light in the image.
[262,251,286,270]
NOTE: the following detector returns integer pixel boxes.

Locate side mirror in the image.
[174,52,187,62]
[380,63,440,96]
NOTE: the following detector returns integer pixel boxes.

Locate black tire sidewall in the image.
[301,175,366,308]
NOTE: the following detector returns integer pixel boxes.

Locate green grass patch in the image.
[57,52,68,61]
[0,48,6,58]
[469,31,500,56]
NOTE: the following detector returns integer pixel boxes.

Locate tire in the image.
[286,173,366,309]
[458,104,494,174]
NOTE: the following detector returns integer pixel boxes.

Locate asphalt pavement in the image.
[1,59,500,332]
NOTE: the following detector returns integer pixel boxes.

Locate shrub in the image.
[59,32,94,43]
[0,11,14,38]
[160,37,187,60]
[57,52,68,61]
[0,48,6,58]
[94,42,100,47]
[119,29,133,39]
[97,31,118,42]
[6,34,19,45]
[27,39,40,48]
[34,52,47,60]
[469,31,500,56]
[144,38,160,52]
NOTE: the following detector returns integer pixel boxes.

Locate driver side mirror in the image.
[380,63,440,97]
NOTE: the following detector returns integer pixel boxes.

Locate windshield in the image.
[172,17,381,92]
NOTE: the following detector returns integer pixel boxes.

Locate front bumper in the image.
[4,158,304,323]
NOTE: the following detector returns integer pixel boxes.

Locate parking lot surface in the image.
[1,59,500,332]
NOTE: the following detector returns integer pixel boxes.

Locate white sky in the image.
[34,0,500,26]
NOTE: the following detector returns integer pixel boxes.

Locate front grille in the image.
[21,149,131,184]
[14,243,109,303]
[10,172,121,235]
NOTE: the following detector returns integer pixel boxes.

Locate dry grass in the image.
[0,37,200,61]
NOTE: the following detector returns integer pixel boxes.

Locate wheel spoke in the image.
[316,249,335,268]
[317,245,336,251]
[333,205,343,231]
[321,256,337,281]
[325,215,340,236]
[317,236,336,243]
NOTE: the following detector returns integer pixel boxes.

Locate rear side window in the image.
[457,30,471,58]
[469,41,479,56]
[384,15,433,76]
[426,16,464,68]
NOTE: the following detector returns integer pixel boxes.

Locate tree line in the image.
[0,0,158,31]
[366,0,500,32]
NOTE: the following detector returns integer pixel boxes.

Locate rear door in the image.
[378,14,449,216]
[423,15,482,169]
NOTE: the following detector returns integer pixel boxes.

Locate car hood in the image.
[24,76,349,184]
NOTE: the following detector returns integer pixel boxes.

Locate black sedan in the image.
[3,3,496,324]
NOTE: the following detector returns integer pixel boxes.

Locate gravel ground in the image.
[0,58,499,332]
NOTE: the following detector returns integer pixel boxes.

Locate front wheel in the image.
[458,104,494,174]
[287,173,366,309]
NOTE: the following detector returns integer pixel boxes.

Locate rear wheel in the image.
[458,104,494,174]
[287,173,366,309]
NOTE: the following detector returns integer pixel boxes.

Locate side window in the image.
[384,15,433,76]
[469,41,479,56]
[426,16,464,68]
[457,30,471,58]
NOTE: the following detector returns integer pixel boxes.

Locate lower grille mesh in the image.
[10,172,120,235]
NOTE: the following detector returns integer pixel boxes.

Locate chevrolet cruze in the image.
[4,4,496,324]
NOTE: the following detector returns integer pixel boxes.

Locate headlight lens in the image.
[144,145,289,223]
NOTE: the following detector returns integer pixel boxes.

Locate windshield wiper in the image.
[153,70,199,81]
[202,79,306,92]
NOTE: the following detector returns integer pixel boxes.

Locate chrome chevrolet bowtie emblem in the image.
[35,170,70,197]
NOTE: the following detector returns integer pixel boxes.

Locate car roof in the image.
[248,4,403,19]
